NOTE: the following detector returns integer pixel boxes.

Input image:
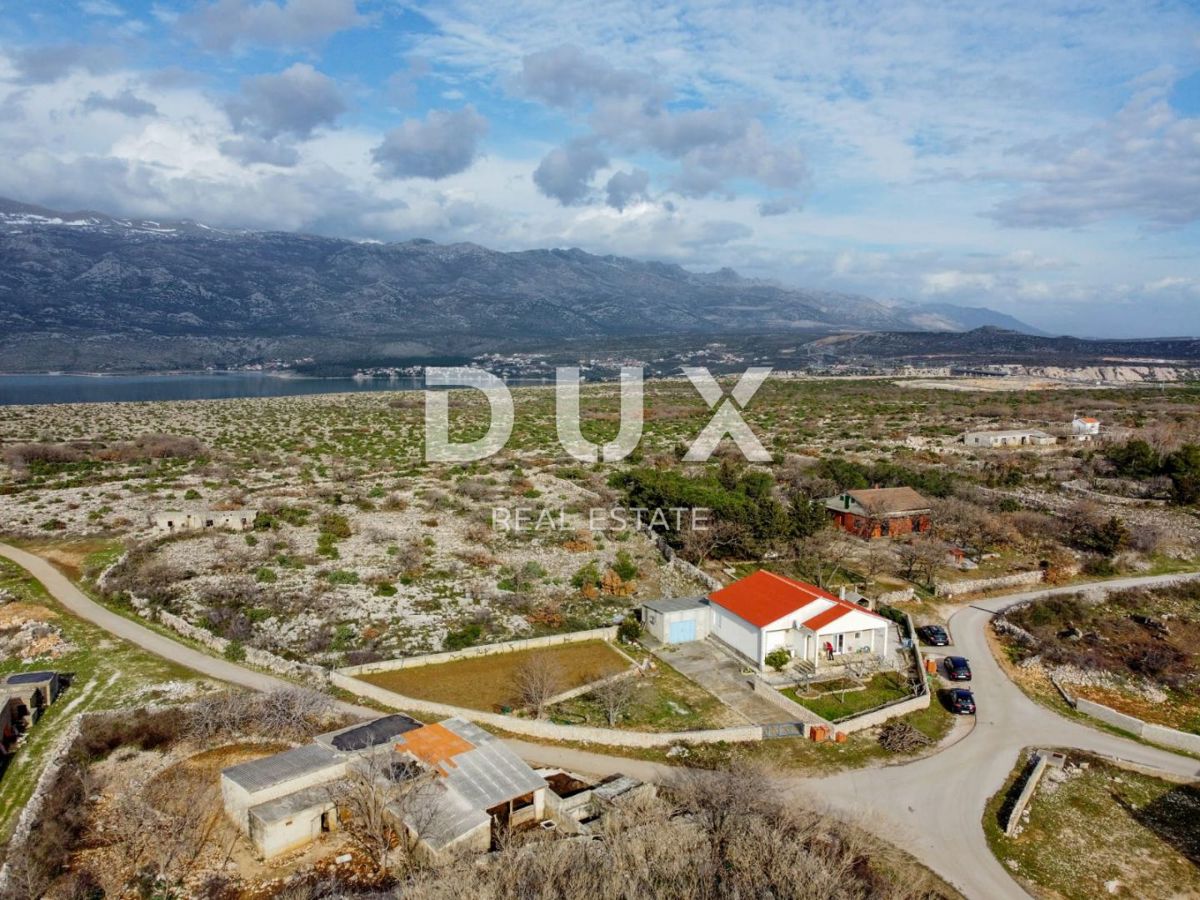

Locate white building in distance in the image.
[962,429,1056,448]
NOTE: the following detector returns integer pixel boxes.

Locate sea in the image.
[0,373,436,406]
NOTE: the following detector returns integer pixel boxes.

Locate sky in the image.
[0,1,1198,338]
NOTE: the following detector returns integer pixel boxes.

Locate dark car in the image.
[944,656,972,681]
[948,688,976,715]
[918,624,950,646]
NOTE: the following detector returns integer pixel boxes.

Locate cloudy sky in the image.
[1,1,1198,337]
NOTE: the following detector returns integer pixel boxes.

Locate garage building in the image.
[641,596,710,644]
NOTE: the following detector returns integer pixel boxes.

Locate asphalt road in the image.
[512,573,1200,900]
[0,541,377,719]
[5,542,1199,898]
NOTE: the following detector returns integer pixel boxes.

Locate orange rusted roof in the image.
[396,723,474,776]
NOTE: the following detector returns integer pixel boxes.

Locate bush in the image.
[612,549,639,582]
[444,623,483,650]
[326,569,360,585]
[318,512,352,539]
[765,648,791,672]
[617,615,642,642]
[224,640,247,662]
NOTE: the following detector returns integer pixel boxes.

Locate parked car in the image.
[944,656,972,681]
[948,688,976,715]
[918,624,950,646]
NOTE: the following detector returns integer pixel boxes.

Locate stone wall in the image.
[935,570,1044,598]
[100,554,328,684]
[0,714,86,892]
[750,679,825,730]
[338,626,619,677]
[1003,752,1050,837]
[330,672,763,748]
[836,692,932,733]
[1053,679,1200,756]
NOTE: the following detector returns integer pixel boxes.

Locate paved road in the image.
[506,573,1200,900]
[0,541,376,719]
[7,542,1199,898]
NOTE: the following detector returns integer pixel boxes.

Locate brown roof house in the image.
[825,487,932,540]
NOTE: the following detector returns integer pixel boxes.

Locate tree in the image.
[1164,443,1200,506]
[592,674,637,726]
[326,749,438,876]
[512,653,565,718]
[895,536,947,588]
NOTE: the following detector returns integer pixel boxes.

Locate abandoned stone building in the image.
[148,509,259,535]
[221,715,557,863]
[1,671,65,757]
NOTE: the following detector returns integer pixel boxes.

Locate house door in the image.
[668,619,696,643]
[835,634,845,653]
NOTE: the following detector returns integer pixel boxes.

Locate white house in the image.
[1071,416,1101,441]
[704,571,893,671]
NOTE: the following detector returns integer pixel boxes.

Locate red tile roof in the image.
[707,571,825,628]
[709,570,888,630]
[802,605,852,631]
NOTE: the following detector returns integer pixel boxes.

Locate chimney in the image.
[839,586,846,601]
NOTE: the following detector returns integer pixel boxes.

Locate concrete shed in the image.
[641,596,710,644]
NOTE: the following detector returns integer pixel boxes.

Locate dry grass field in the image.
[355,639,632,711]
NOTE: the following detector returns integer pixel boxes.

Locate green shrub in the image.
[765,648,791,672]
[617,615,642,642]
[224,641,246,662]
[255,567,277,584]
[375,582,397,597]
[612,550,638,582]
[326,569,360,585]
[444,623,483,650]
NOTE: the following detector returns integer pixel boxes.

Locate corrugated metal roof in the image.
[425,718,546,811]
[222,743,342,793]
[248,784,334,826]
[398,781,490,850]
[642,596,708,614]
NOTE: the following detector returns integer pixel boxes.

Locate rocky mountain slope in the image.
[0,197,1043,371]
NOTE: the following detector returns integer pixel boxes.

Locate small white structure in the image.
[641,596,711,644]
[962,429,1056,448]
[149,509,258,534]
[1071,416,1101,441]
[705,571,893,671]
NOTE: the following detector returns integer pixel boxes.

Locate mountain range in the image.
[0,197,1044,372]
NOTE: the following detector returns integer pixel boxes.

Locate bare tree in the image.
[325,749,439,876]
[592,674,637,726]
[512,653,565,718]
[895,535,947,588]
[796,529,855,588]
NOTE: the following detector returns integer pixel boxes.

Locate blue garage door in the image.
[668,619,697,643]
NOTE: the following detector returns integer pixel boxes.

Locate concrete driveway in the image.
[652,639,799,725]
